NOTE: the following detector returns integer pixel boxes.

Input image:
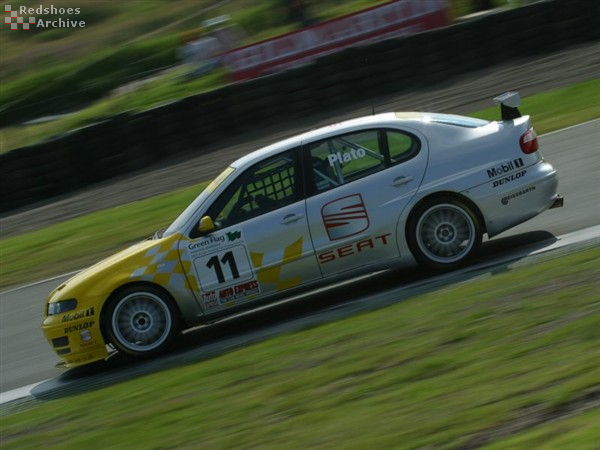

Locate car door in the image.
[304,127,428,276]
[180,147,322,313]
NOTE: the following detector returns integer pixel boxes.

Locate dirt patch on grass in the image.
[460,386,600,449]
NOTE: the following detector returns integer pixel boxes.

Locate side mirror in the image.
[198,216,216,234]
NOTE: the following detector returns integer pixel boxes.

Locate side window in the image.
[387,130,420,165]
[207,149,299,229]
[308,130,385,194]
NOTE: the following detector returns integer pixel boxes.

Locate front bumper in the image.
[42,312,109,368]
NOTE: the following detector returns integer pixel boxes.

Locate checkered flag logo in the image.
[4,5,36,30]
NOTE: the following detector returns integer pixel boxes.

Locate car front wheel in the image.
[407,198,482,270]
[105,286,180,358]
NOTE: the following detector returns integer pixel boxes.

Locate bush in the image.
[0,34,179,126]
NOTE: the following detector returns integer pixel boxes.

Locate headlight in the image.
[47,299,77,316]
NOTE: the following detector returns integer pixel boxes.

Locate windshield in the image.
[163,166,236,236]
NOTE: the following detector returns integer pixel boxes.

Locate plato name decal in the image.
[327,148,366,166]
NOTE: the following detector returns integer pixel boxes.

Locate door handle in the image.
[281,214,304,225]
[392,175,414,187]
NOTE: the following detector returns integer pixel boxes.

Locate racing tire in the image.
[407,197,482,270]
[105,286,180,359]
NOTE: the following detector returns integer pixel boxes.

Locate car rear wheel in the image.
[408,198,482,270]
[105,286,180,358]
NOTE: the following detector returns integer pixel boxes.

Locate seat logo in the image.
[321,194,369,240]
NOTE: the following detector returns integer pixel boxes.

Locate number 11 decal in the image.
[206,250,240,283]
[193,244,253,291]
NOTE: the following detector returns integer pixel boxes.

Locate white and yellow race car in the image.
[42,93,563,367]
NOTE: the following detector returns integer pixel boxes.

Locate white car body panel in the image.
[42,105,563,367]
[305,124,429,276]
[166,112,560,317]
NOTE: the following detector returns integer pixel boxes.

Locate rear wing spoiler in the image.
[494,91,521,121]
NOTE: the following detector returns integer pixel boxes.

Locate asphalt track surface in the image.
[1,120,599,402]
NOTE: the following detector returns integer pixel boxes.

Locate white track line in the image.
[0,380,50,405]
[539,117,599,137]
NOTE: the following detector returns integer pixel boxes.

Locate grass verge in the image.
[1,246,599,449]
[0,182,207,288]
[1,79,599,289]
[471,78,600,135]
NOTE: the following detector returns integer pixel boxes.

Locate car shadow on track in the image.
[30,230,556,400]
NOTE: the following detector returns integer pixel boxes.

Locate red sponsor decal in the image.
[202,280,260,307]
[318,233,391,263]
[224,0,449,80]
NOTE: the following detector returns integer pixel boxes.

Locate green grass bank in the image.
[1,245,599,449]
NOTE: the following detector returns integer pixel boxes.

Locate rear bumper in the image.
[465,160,560,237]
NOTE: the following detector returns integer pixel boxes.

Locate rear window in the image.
[426,114,489,128]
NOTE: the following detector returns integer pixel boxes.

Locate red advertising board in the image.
[224,0,449,81]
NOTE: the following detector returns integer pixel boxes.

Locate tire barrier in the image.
[1,0,598,213]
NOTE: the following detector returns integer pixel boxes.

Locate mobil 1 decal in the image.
[487,158,524,178]
[486,158,527,187]
[187,229,259,305]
